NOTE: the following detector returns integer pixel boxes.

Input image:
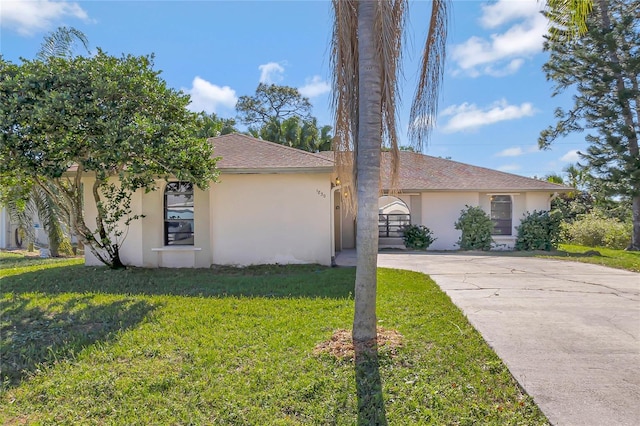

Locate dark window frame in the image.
[164,181,194,246]
[491,195,512,236]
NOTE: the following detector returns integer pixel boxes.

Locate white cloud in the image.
[451,0,546,77]
[0,0,90,36]
[439,99,536,133]
[497,164,522,172]
[479,0,542,28]
[258,62,285,84]
[495,145,539,157]
[184,77,237,114]
[298,75,330,98]
[496,147,525,157]
[560,149,581,163]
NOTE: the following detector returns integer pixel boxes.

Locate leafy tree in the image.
[236,83,312,129]
[237,84,331,152]
[0,51,218,268]
[1,26,91,256]
[540,0,639,250]
[193,112,237,138]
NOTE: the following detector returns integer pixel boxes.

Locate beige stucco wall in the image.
[417,191,554,251]
[525,192,552,213]
[210,173,332,266]
[83,175,144,266]
[84,173,331,267]
[420,192,479,250]
[81,177,215,268]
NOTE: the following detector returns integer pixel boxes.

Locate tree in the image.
[540,0,639,250]
[236,83,312,130]
[194,112,238,138]
[236,83,332,152]
[330,0,591,422]
[0,26,91,256]
[330,1,447,422]
[0,51,218,268]
[253,115,333,152]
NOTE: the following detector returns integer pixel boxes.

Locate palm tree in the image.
[331,0,447,351]
[330,0,591,421]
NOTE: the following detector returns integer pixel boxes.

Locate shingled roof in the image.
[318,151,573,192]
[209,134,571,192]
[209,133,334,173]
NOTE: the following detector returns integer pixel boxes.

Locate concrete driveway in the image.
[338,251,640,426]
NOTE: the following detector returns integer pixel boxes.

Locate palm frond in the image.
[377,0,406,193]
[545,0,593,40]
[36,26,90,61]
[409,0,449,150]
[331,0,360,212]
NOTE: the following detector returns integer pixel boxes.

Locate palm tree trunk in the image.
[354,0,381,346]
[353,5,387,422]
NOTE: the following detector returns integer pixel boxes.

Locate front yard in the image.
[0,253,548,425]
[540,244,640,272]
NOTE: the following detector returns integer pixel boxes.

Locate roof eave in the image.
[219,166,334,175]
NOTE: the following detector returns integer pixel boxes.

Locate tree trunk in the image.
[353,3,387,425]
[354,0,382,347]
[630,193,640,251]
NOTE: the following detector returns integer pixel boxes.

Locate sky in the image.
[0,0,588,179]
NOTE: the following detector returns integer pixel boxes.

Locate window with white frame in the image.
[164,182,194,245]
[490,195,512,236]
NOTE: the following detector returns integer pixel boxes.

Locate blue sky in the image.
[0,0,586,178]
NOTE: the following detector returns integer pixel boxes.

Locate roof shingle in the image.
[209,134,571,191]
[209,133,334,172]
[320,151,572,192]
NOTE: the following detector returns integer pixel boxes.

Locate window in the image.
[491,195,512,236]
[378,196,411,237]
[164,182,194,245]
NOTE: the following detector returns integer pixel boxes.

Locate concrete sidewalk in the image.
[336,250,640,426]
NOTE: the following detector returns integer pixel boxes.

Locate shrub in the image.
[454,205,493,251]
[401,224,436,250]
[561,213,632,249]
[515,210,562,251]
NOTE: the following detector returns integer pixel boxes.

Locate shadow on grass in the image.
[354,341,388,426]
[1,263,356,299]
[0,295,155,389]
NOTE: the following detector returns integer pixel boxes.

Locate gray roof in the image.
[209,133,334,173]
[209,134,571,191]
[319,151,573,192]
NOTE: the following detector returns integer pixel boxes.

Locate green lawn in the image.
[538,244,640,272]
[1,253,548,425]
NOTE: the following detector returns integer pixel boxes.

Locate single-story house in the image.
[80,133,571,267]
[0,206,51,250]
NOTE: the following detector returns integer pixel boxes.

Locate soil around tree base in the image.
[313,327,404,360]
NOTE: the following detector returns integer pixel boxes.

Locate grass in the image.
[1,253,548,425]
[537,244,640,272]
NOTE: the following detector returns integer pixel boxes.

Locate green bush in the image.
[454,205,494,251]
[401,224,436,250]
[515,210,562,251]
[561,213,632,249]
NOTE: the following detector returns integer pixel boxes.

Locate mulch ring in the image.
[313,327,404,360]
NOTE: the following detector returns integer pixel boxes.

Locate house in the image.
[0,206,50,250]
[82,133,571,267]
